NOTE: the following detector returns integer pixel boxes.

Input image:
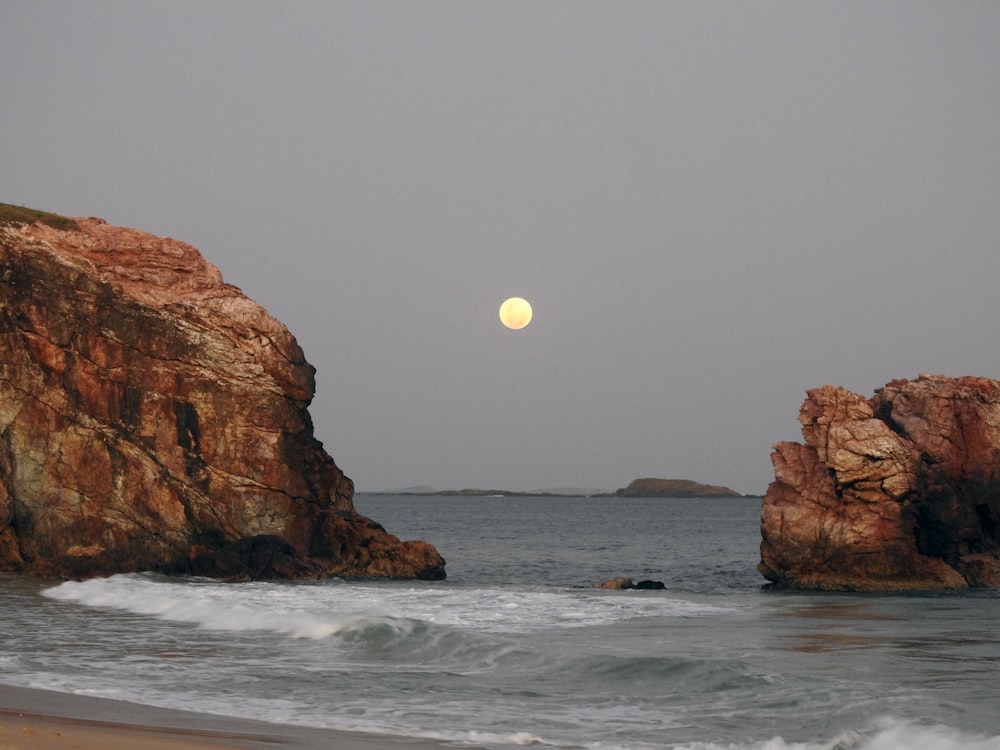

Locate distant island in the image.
[366,478,752,498]
[612,478,744,498]
[368,487,604,498]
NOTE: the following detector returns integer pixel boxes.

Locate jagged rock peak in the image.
[759,374,1000,591]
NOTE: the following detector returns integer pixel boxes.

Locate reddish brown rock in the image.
[0,210,445,580]
[595,577,634,590]
[759,375,1000,590]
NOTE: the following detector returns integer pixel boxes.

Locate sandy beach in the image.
[0,685,466,750]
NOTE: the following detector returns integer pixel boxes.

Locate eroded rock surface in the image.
[0,214,445,580]
[759,375,1000,590]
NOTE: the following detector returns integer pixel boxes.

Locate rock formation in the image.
[759,375,1000,590]
[594,577,665,590]
[595,577,635,590]
[0,207,445,580]
[615,478,741,498]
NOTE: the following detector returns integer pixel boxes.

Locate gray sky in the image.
[4,2,1000,494]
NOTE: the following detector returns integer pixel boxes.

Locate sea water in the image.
[1,495,999,750]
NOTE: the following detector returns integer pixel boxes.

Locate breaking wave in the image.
[673,716,1000,750]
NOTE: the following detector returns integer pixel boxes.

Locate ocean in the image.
[2,494,999,750]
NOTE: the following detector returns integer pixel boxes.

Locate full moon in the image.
[499,297,533,330]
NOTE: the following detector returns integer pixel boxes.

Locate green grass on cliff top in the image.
[0,202,79,231]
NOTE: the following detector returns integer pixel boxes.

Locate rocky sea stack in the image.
[760,375,1000,591]
[0,205,445,580]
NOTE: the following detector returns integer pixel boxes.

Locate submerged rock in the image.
[594,577,665,590]
[0,209,445,580]
[633,579,666,590]
[759,375,1000,591]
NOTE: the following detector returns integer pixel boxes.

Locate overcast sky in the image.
[4,2,1000,494]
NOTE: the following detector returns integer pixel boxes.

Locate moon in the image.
[499,297,533,330]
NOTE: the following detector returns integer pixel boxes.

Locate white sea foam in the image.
[42,576,413,641]
[42,573,733,639]
[380,719,1000,750]
[675,717,1000,750]
[848,718,1000,750]
[12,497,999,750]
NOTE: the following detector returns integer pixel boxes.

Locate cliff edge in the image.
[0,206,445,580]
[759,375,1000,591]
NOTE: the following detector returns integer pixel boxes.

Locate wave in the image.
[562,653,772,695]
[39,574,535,673]
[673,716,1000,750]
[42,575,415,641]
[41,573,733,636]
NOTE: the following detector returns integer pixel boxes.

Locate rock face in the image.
[759,375,1000,590]
[615,478,741,498]
[0,212,445,580]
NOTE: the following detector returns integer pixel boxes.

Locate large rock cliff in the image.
[0,208,445,580]
[759,375,1000,590]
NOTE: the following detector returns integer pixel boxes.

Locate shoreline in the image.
[0,684,473,750]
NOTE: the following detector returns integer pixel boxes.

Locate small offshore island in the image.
[372,477,750,498]
[612,478,745,498]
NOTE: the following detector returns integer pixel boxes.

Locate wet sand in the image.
[0,685,469,750]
